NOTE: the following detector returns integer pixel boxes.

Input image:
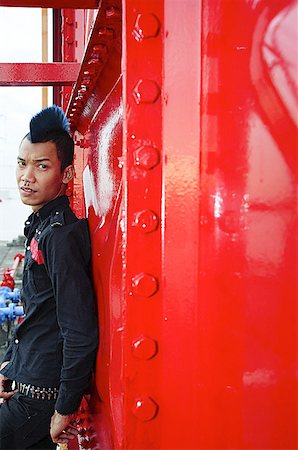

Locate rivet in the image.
[131,272,158,297]
[87,57,101,66]
[98,27,115,40]
[66,35,74,44]
[133,13,160,42]
[132,209,159,233]
[133,79,160,104]
[92,43,108,57]
[132,336,158,359]
[78,87,87,97]
[83,69,95,76]
[132,396,158,421]
[65,16,74,25]
[133,145,160,170]
[106,6,121,19]
[82,76,91,86]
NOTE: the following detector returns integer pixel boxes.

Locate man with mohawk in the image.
[0,106,98,449]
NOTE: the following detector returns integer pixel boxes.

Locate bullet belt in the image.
[16,382,59,400]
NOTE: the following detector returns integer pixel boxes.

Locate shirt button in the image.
[15,339,19,344]
[27,246,30,250]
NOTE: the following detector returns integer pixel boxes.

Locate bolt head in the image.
[134,145,160,170]
[132,396,158,421]
[132,209,159,233]
[132,336,158,359]
[98,27,115,40]
[106,6,121,19]
[65,16,74,25]
[133,13,160,41]
[131,272,158,297]
[133,79,161,105]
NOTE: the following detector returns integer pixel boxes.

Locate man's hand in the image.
[0,361,18,400]
[50,410,79,444]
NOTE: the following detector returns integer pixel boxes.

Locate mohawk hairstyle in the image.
[27,105,74,172]
[29,105,70,142]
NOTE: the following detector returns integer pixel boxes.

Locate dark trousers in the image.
[0,392,56,450]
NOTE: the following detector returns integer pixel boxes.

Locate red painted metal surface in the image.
[0,0,98,7]
[0,62,79,86]
[123,0,163,447]
[1,0,297,449]
[197,0,297,448]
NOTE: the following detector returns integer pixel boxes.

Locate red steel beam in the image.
[0,1,98,7]
[0,62,80,86]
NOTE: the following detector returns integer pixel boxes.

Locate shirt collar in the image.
[24,195,70,234]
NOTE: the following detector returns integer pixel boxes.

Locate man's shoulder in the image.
[39,207,89,243]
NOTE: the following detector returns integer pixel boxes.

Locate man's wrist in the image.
[54,409,76,418]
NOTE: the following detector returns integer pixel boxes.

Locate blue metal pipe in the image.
[0,287,21,307]
[0,304,24,323]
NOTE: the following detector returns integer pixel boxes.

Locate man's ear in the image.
[62,165,74,184]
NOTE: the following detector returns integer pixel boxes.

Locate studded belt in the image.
[16,382,59,400]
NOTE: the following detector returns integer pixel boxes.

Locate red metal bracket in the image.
[0,62,80,86]
[65,0,121,133]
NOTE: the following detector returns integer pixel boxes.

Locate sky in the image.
[0,7,52,241]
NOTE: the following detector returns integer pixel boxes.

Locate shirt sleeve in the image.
[41,219,99,415]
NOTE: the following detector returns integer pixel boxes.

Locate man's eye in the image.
[17,161,26,167]
[38,164,48,169]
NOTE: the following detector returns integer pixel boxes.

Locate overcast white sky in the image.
[0,7,53,240]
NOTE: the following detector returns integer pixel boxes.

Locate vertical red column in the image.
[162,0,202,447]
[123,0,163,447]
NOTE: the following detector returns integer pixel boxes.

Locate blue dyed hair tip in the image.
[29,105,70,143]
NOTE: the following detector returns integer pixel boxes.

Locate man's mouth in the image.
[20,186,36,193]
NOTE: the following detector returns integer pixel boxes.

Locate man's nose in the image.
[21,166,35,183]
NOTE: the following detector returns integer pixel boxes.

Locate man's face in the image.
[16,138,70,212]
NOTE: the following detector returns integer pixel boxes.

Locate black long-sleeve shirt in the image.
[0,195,98,415]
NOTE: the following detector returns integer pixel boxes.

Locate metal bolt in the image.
[106,6,121,19]
[132,209,159,233]
[133,13,160,42]
[134,145,160,170]
[78,86,87,95]
[132,396,158,421]
[92,43,108,58]
[65,16,74,25]
[98,27,115,40]
[132,336,158,359]
[131,272,158,297]
[84,69,95,76]
[133,79,161,105]
[66,35,74,44]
